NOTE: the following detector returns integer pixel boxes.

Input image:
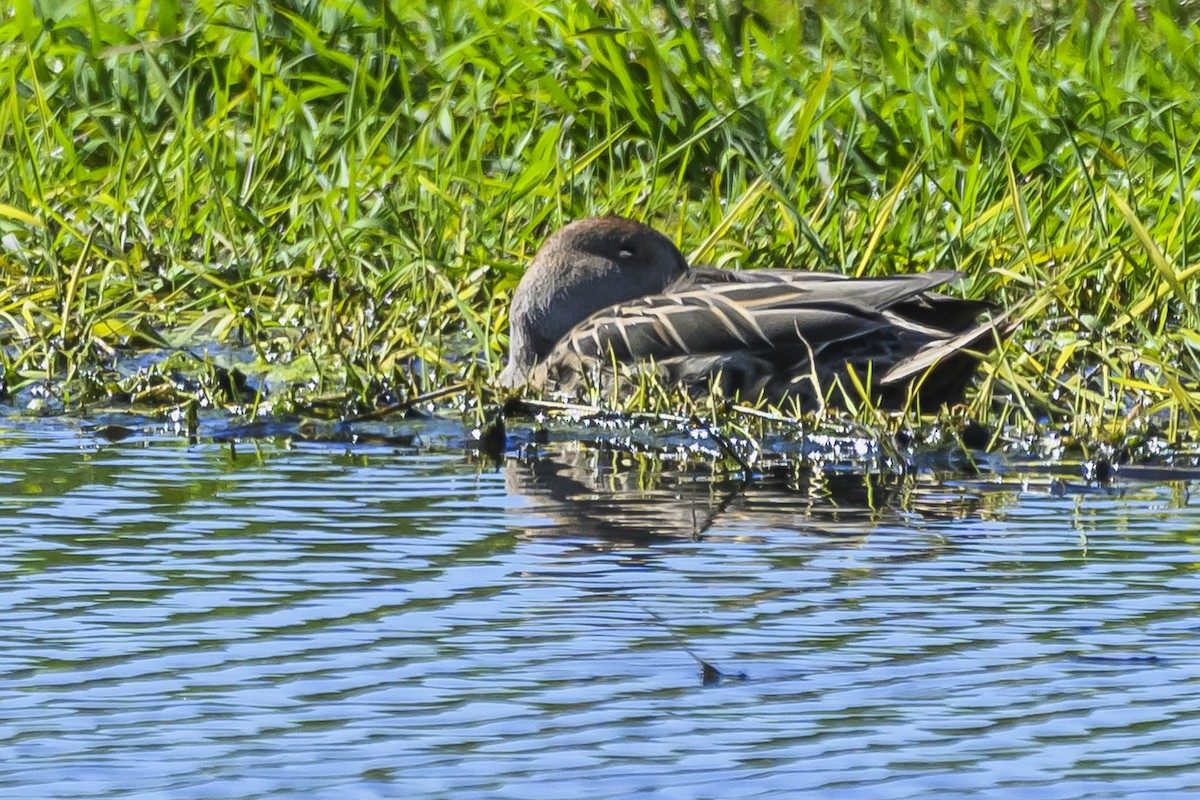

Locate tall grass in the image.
[0,0,1198,443]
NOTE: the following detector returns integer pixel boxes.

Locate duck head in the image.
[499,217,689,387]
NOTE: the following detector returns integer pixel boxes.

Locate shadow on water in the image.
[503,441,993,544]
[503,441,1004,685]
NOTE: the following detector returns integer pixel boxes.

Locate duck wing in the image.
[681,266,956,301]
[536,273,999,408]
[681,268,994,332]
[557,281,893,359]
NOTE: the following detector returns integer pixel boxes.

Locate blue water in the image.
[1,421,1198,798]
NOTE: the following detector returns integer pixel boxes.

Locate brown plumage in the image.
[499,216,1006,410]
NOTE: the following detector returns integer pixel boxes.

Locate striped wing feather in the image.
[536,270,997,406]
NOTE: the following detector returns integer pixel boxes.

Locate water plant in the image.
[0,0,1198,456]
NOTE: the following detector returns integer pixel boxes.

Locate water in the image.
[1,421,1199,798]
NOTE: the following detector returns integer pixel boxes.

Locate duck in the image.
[499,216,1006,411]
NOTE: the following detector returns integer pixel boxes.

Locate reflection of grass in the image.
[1,1,1198,448]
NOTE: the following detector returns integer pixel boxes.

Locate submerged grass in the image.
[1,0,1199,455]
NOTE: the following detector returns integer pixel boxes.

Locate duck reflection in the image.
[505,441,988,543]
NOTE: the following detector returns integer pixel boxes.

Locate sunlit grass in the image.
[0,0,1198,453]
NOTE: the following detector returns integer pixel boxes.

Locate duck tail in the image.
[880,311,1020,398]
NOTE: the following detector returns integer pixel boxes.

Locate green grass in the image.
[1,0,1199,452]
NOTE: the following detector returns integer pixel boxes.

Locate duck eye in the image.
[618,248,634,259]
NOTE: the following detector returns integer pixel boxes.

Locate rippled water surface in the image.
[2,421,1199,798]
